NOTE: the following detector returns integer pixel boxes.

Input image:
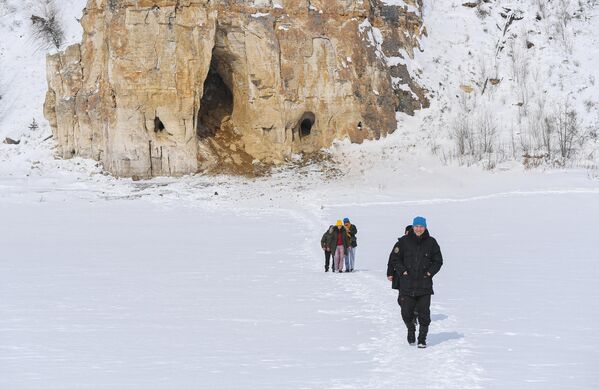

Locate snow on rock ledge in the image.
[44,0,427,177]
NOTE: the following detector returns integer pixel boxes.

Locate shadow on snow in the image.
[427,331,464,346]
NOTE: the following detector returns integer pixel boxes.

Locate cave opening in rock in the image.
[154,117,165,132]
[197,55,234,139]
[298,112,315,139]
[301,119,313,136]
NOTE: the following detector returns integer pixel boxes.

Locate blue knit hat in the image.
[343,217,350,224]
[412,216,427,228]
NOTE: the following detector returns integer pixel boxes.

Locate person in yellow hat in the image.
[328,220,350,272]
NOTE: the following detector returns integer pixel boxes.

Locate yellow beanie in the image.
[336,220,343,226]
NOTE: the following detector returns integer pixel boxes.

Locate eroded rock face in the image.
[44,0,427,177]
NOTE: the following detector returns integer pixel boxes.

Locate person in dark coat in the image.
[321,225,335,272]
[388,216,443,348]
[343,217,358,272]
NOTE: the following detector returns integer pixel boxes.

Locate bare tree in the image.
[31,0,64,50]
[476,111,498,155]
[552,0,574,54]
[452,114,471,157]
[555,101,579,160]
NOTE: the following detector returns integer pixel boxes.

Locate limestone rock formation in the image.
[44,0,427,177]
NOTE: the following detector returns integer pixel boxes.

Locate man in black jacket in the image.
[388,216,443,348]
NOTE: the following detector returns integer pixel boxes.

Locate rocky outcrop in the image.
[44,0,427,177]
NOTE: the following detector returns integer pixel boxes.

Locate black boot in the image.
[407,324,416,345]
[418,325,428,348]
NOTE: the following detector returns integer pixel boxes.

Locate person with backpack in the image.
[343,217,358,272]
[388,217,443,348]
[321,225,335,272]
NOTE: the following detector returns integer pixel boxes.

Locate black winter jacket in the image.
[321,226,335,250]
[388,229,443,296]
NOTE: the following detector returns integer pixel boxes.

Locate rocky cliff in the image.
[44,0,427,177]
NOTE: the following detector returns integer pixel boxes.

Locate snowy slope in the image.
[0,0,86,140]
[401,0,599,168]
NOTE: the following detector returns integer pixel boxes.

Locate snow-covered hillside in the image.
[404,0,599,169]
[0,0,85,139]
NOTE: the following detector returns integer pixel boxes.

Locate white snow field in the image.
[1,165,598,389]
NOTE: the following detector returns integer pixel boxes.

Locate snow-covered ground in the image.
[1,161,598,388]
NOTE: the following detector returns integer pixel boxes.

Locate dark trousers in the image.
[400,294,431,328]
[398,292,420,325]
[324,250,333,270]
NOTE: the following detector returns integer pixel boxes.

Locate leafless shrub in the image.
[509,34,529,87]
[451,114,471,157]
[515,95,589,167]
[554,101,579,160]
[510,124,518,158]
[31,0,64,50]
[28,118,39,131]
[519,93,550,159]
[476,111,498,155]
[450,107,503,169]
[541,116,554,160]
[551,0,574,53]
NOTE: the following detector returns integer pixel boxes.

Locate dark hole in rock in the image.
[154,117,165,132]
[301,119,313,136]
[299,112,315,138]
[197,57,233,139]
